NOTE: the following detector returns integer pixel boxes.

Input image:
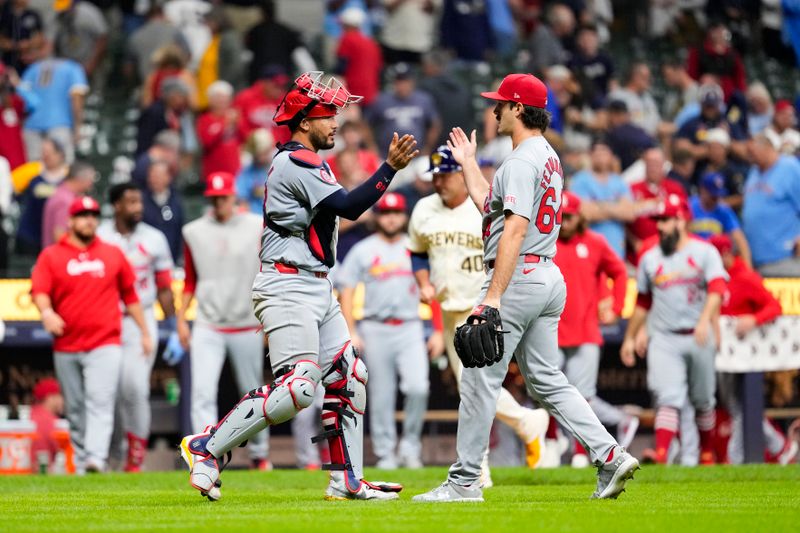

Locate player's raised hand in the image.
[386,133,419,170]
[446,127,477,165]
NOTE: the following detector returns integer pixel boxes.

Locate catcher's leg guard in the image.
[205,360,322,458]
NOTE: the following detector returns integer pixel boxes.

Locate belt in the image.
[670,328,695,335]
[274,262,328,279]
[486,254,549,270]
[364,318,406,325]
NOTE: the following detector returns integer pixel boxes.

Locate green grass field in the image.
[2,465,798,532]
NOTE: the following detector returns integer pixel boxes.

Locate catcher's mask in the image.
[273,71,363,129]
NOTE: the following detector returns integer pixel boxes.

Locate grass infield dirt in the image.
[1,465,797,532]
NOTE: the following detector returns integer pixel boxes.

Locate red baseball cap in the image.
[33,378,61,402]
[273,88,339,124]
[481,73,548,108]
[775,99,794,114]
[652,194,691,221]
[375,192,407,213]
[68,196,101,217]
[204,171,236,197]
[561,191,581,215]
[709,234,733,256]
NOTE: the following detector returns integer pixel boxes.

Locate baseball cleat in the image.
[180,428,222,501]
[522,408,549,469]
[479,454,493,488]
[591,448,639,500]
[412,482,484,503]
[324,479,402,501]
[617,415,640,449]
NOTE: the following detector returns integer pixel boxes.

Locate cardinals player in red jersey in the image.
[555,191,640,467]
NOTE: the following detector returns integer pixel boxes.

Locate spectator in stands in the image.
[136,77,192,158]
[54,0,109,83]
[380,0,439,65]
[765,100,800,155]
[125,3,187,84]
[666,148,696,195]
[335,7,382,107]
[568,25,613,109]
[746,82,773,136]
[662,58,699,124]
[742,134,800,277]
[605,99,655,171]
[196,81,241,181]
[440,0,493,62]
[365,63,440,156]
[485,0,516,58]
[0,0,44,73]
[326,120,380,179]
[131,129,180,187]
[627,147,688,263]
[0,154,9,272]
[142,160,183,262]
[42,161,95,248]
[699,128,747,209]
[16,138,68,255]
[20,49,88,163]
[761,0,796,65]
[688,171,752,267]
[608,61,661,136]
[245,0,315,83]
[236,128,273,214]
[195,7,244,111]
[569,139,633,258]
[674,83,748,161]
[140,44,197,110]
[234,64,291,146]
[687,20,746,103]
[0,63,28,170]
[418,50,473,147]
[526,3,574,74]
[29,377,64,471]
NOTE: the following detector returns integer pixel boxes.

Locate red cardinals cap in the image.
[33,377,61,402]
[775,99,794,114]
[561,191,582,215]
[204,171,236,197]
[481,73,548,108]
[709,234,733,256]
[68,196,101,217]
[273,88,339,124]
[652,194,691,221]
[375,192,407,213]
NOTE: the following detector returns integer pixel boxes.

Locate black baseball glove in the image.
[454,305,506,368]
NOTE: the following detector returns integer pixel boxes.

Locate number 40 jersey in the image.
[408,193,485,312]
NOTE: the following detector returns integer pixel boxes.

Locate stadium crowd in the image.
[1,0,799,473]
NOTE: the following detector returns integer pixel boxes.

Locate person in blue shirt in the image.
[743,134,800,277]
[569,140,633,258]
[236,129,273,214]
[20,53,88,164]
[688,171,752,267]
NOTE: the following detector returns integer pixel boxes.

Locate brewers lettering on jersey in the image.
[415,73,638,503]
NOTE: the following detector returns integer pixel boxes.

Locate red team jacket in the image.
[721,257,782,322]
[30,235,139,352]
[555,230,628,347]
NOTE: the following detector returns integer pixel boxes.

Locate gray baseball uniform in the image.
[183,212,268,461]
[637,239,728,411]
[97,221,172,445]
[448,136,617,486]
[337,234,429,465]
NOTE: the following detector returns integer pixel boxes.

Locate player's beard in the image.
[659,228,680,256]
[74,227,96,244]
[309,128,335,151]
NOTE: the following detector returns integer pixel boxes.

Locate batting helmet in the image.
[429,146,462,174]
[273,71,363,127]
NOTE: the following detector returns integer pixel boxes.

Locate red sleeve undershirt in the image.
[183,243,197,295]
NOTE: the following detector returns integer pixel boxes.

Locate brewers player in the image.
[179,72,418,501]
[415,73,638,503]
[621,196,728,465]
[98,183,175,472]
[176,171,270,470]
[339,192,429,470]
[408,145,549,480]
[555,191,639,468]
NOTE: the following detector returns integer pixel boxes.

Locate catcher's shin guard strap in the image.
[317,342,367,493]
[207,360,321,458]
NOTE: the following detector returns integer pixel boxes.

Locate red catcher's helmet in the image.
[273,71,363,125]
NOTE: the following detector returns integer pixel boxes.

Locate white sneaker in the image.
[571,453,591,468]
[591,448,639,500]
[179,428,222,501]
[479,454,493,488]
[325,478,402,501]
[520,408,549,469]
[412,482,484,503]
